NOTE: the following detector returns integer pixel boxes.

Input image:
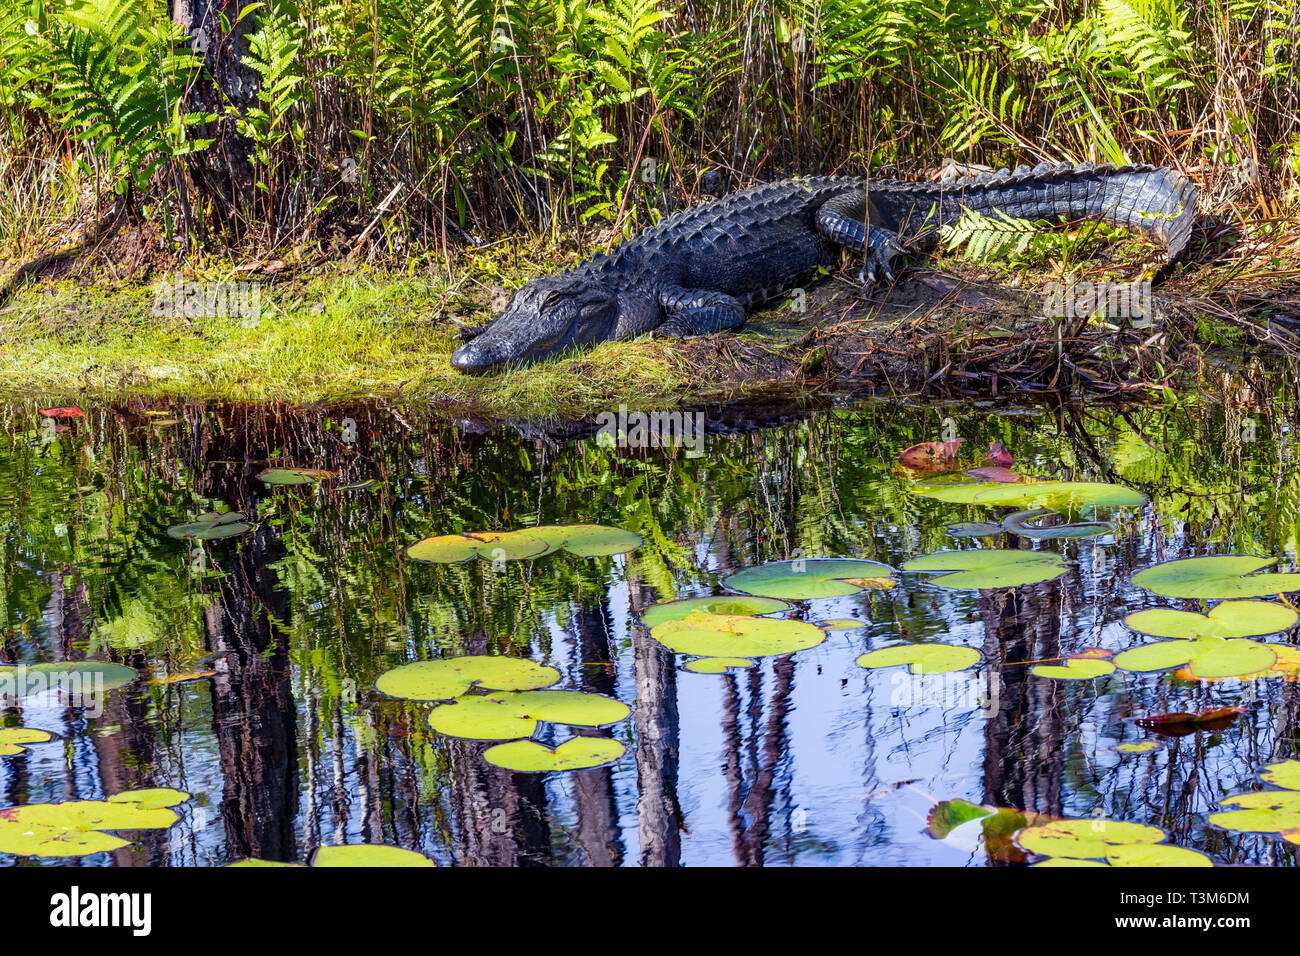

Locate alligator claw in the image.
[859,236,907,287]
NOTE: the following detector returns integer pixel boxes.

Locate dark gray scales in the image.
[450,161,1198,372]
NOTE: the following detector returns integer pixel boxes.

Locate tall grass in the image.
[1,0,1297,259]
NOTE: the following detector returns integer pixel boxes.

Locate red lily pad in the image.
[37,405,85,419]
[898,438,965,471]
[1135,706,1246,736]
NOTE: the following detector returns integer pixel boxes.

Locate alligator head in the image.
[450,273,620,373]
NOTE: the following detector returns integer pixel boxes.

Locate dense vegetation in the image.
[0,0,1296,258]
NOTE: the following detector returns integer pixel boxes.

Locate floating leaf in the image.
[376,656,560,701]
[166,510,250,540]
[641,595,790,629]
[683,657,755,673]
[0,727,53,755]
[1115,741,1159,754]
[1114,637,1277,679]
[1135,707,1246,736]
[526,524,643,556]
[0,792,184,857]
[1072,648,1113,659]
[1002,508,1114,540]
[256,467,336,486]
[965,466,1024,483]
[1016,819,1165,859]
[915,480,1144,509]
[1105,844,1213,867]
[898,438,965,471]
[1125,600,1298,640]
[483,737,625,772]
[407,530,548,563]
[1131,556,1300,599]
[427,690,630,741]
[722,558,895,599]
[1261,759,1300,790]
[107,788,191,810]
[856,642,981,675]
[336,479,378,491]
[986,441,1015,467]
[228,859,305,868]
[37,405,85,419]
[311,844,436,867]
[1031,658,1115,680]
[1210,784,1300,834]
[820,619,865,630]
[0,661,139,696]
[928,799,1053,863]
[649,611,825,658]
[1033,858,1109,867]
[902,549,1067,589]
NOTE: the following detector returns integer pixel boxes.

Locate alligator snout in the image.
[449,341,501,373]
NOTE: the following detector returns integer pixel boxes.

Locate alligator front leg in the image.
[655,286,746,337]
[815,192,910,284]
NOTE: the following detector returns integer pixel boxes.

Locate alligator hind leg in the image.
[656,286,746,337]
[815,192,910,284]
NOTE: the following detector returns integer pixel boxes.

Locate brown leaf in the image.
[899,438,966,471]
[1135,706,1246,736]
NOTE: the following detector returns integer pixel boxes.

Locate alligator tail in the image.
[878,161,1199,263]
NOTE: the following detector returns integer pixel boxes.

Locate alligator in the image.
[450,161,1198,372]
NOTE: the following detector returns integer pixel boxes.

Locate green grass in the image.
[0,271,693,417]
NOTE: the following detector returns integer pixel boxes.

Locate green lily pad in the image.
[0,793,183,858]
[483,737,626,772]
[427,689,631,740]
[916,480,1144,509]
[856,643,981,675]
[0,818,129,857]
[722,559,895,599]
[649,611,825,658]
[1116,741,1159,754]
[1016,819,1165,859]
[256,467,336,485]
[1114,637,1277,679]
[682,657,755,673]
[376,656,561,701]
[1033,857,1109,867]
[1131,556,1300,599]
[1262,759,1300,790]
[902,549,1067,589]
[821,619,865,630]
[228,858,305,867]
[107,788,190,810]
[407,531,549,563]
[1030,658,1116,680]
[311,844,436,867]
[1105,844,1214,867]
[1002,508,1114,540]
[526,524,643,556]
[3,661,139,695]
[1125,600,1298,639]
[166,510,250,540]
[641,595,791,628]
[0,727,53,755]
[946,521,1004,539]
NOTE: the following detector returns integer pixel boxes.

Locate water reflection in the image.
[1,390,1299,866]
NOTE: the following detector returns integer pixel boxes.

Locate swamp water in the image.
[1,393,1299,866]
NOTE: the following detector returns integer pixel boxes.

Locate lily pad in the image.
[856,643,981,675]
[1002,508,1114,540]
[3,661,139,696]
[256,467,336,486]
[723,558,895,599]
[1262,758,1300,790]
[526,524,643,556]
[1125,600,1298,640]
[483,737,625,772]
[901,549,1067,589]
[167,510,251,540]
[649,611,825,658]
[1115,741,1159,754]
[1131,556,1300,599]
[1105,844,1213,867]
[915,480,1144,509]
[427,689,631,740]
[1135,707,1245,735]
[1016,819,1165,859]
[376,656,561,701]
[820,619,865,630]
[0,792,184,857]
[0,727,53,756]
[107,788,191,810]
[641,595,790,629]
[1114,637,1277,679]
[407,530,550,563]
[682,657,755,673]
[311,844,436,867]
[1030,658,1116,680]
